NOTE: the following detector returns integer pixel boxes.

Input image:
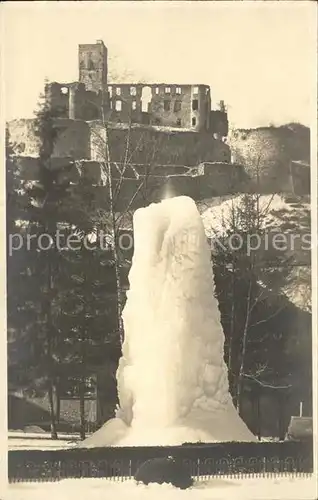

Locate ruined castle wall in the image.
[134,164,191,176]
[15,156,81,184]
[210,110,229,137]
[11,155,245,212]
[150,85,192,129]
[93,175,200,211]
[73,87,102,121]
[54,119,91,159]
[79,40,108,94]
[45,81,102,121]
[45,82,72,118]
[106,84,211,131]
[228,125,310,193]
[196,162,248,198]
[290,161,310,195]
[8,119,41,157]
[90,123,231,166]
[107,84,144,124]
[8,118,91,160]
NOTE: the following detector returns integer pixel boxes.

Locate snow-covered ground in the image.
[8,438,78,450]
[6,474,317,500]
[198,193,311,311]
[8,432,80,450]
[8,431,80,439]
[198,194,310,237]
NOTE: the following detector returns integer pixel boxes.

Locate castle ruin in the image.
[8,40,306,197]
[45,40,228,136]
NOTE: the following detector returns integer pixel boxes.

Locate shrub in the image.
[134,457,193,490]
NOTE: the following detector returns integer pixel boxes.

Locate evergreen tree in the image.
[6,128,36,394]
[55,174,118,439]
[8,97,72,437]
[212,193,293,413]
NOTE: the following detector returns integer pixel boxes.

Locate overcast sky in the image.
[2,1,317,128]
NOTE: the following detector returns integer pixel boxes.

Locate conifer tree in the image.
[212,193,293,413]
[13,97,72,437]
[56,174,118,439]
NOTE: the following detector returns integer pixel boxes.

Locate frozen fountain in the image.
[81,196,255,447]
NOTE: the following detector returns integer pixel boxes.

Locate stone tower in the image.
[79,40,108,94]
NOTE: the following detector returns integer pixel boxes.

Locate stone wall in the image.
[84,163,246,212]
[8,119,41,157]
[45,82,102,121]
[54,119,91,159]
[196,162,248,198]
[13,156,245,211]
[106,83,211,131]
[79,40,108,94]
[228,124,310,193]
[290,161,310,195]
[8,118,91,160]
[210,110,228,137]
[90,123,231,166]
[9,118,230,166]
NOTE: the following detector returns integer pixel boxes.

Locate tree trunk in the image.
[46,280,58,439]
[253,390,261,441]
[228,259,236,393]
[79,376,86,440]
[44,216,59,440]
[55,381,61,424]
[100,116,124,345]
[278,391,286,441]
[227,201,238,398]
[236,277,252,415]
[47,380,58,440]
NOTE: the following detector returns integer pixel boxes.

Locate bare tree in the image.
[82,95,167,345]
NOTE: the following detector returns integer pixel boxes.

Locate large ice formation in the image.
[81,196,255,446]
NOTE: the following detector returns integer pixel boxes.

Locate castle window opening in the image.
[192,99,198,111]
[130,86,137,96]
[115,100,122,111]
[164,100,171,111]
[165,87,171,94]
[132,101,137,110]
[141,86,152,112]
[176,87,181,95]
[116,87,121,96]
[155,87,159,94]
[108,86,113,97]
[176,118,181,126]
[174,101,182,112]
[61,87,69,95]
[193,86,199,94]
[192,117,196,126]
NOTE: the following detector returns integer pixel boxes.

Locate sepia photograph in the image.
[1,1,317,498]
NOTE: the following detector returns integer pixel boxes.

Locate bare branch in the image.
[248,303,287,329]
[243,373,291,390]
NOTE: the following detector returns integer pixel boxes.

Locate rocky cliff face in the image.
[228,123,310,192]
